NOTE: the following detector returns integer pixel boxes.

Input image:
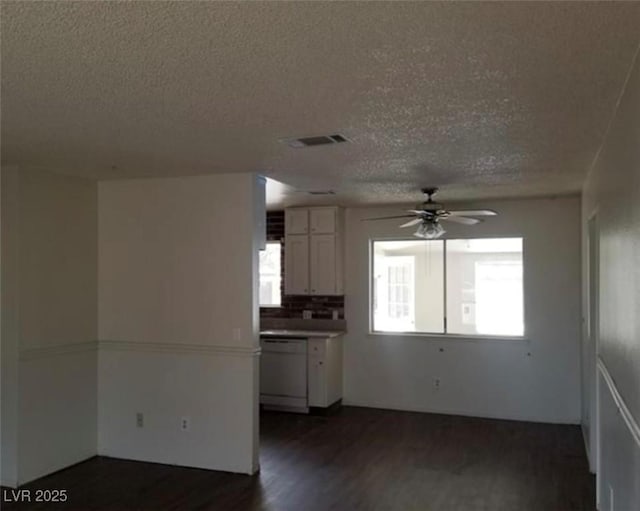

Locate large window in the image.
[259,241,282,306]
[372,238,524,337]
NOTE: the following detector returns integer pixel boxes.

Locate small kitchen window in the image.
[259,241,282,306]
[371,238,524,337]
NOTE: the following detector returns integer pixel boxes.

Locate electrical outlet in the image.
[303,310,312,320]
[181,416,190,432]
[136,412,144,428]
[433,378,441,390]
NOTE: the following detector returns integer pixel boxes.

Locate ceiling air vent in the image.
[307,190,335,196]
[284,134,349,148]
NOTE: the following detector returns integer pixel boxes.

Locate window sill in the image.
[368,331,529,343]
[260,305,283,309]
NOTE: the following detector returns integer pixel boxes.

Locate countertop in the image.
[260,329,344,339]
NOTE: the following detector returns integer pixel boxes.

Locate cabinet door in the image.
[310,234,336,295]
[309,208,336,234]
[308,341,327,407]
[284,235,309,295]
[285,209,309,235]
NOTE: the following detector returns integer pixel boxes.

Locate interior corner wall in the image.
[97,173,261,475]
[1,166,98,487]
[344,196,582,424]
[582,44,640,510]
[1,166,19,488]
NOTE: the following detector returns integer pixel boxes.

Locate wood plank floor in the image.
[2,407,595,511]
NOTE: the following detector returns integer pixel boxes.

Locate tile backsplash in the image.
[260,211,345,320]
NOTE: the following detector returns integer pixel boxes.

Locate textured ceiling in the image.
[2,1,640,207]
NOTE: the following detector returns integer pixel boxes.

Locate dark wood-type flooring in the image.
[2,407,595,511]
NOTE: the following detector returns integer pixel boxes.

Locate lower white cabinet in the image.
[260,332,343,412]
[307,336,343,408]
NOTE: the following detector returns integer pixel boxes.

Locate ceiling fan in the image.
[363,187,497,239]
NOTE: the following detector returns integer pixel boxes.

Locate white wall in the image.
[1,167,98,486]
[19,348,97,484]
[583,44,640,510]
[98,173,262,474]
[344,196,582,424]
[1,166,19,487]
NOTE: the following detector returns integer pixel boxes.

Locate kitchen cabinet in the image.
[307,336,343,408]
[309,234,337,295]
[284,234,310,294]
[285,208,309,234]
[309,208,336,234]
[284,207,343,296]
[260,331,343,413]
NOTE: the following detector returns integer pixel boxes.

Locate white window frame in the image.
[369,237,526,340]
[374,255,416,332]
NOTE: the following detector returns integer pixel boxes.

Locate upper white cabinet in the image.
[284,207,344,296]
[285,208,309,234]
[284,234,310,295]
[309,234,337,295]
[309,208,336,234]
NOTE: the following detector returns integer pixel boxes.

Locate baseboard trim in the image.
[94,454,254,476]
[597,357,640,448]
[342,399,579,425]
[98,340,261,357]
[19,341,97,361]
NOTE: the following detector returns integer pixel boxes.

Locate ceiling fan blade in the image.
[408,209,437,214]
[399,218,423,228]
[361,215,416,222]
[448,209,497,217]
[442,216,481,225]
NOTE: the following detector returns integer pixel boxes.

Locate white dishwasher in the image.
[260,337,308,413]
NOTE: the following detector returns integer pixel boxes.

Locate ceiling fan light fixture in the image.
[361,187,497,235]
[414,220,445,239]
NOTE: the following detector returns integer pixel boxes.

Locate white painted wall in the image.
[98,346,258,473]
[583,44,640,511]
[344,196,582,424]
[1,166,19,487]
[98,173,262,474]
[19,348,97,484]
[1,167,98,486]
